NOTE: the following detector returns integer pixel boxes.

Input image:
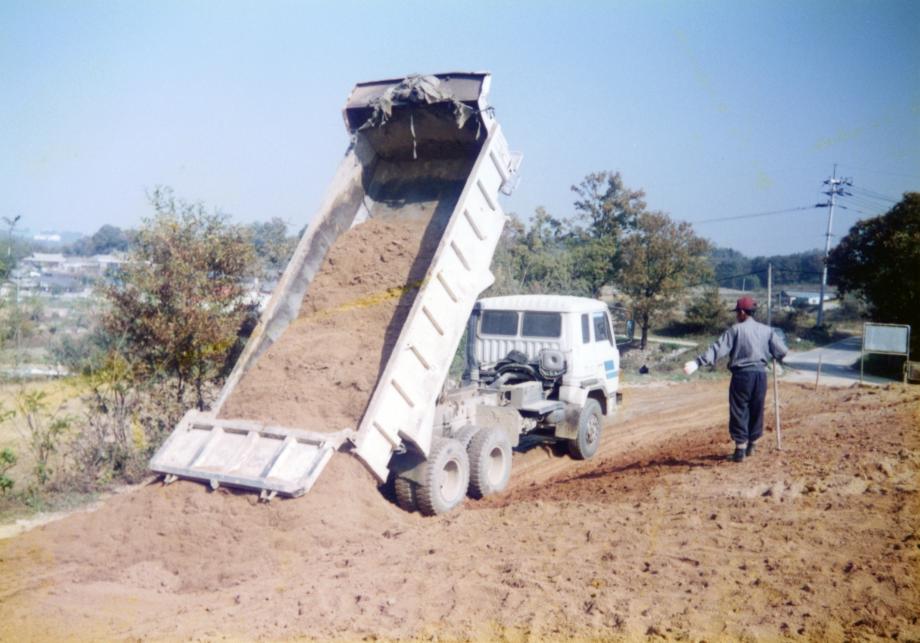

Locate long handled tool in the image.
[773,359,782,450]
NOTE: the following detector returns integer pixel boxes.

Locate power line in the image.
[692,205,817,225]
[849,185,898,203]
[840,193,885,207]
[840,192,889,212]
[836,203,876,216]
[839,200,886,215]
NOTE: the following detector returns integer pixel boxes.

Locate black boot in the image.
[731,448,745,463]
[745,442,756,457]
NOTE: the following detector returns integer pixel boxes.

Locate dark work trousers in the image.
[728,368,767,447]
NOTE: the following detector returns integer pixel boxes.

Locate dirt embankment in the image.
[1,381,918,641]
[221,213,438,431]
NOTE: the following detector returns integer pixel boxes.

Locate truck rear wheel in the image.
[394,476,419,513]
[416,438,470,516]
[467,427,512,499]
[568,398,602,460]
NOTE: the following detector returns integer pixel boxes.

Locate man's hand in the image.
[683,360,699,375]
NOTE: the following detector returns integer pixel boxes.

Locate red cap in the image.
[734,296,757,312]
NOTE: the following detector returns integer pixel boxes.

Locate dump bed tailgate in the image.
[149,410,352,497]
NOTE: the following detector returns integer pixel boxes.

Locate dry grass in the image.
[0,377,87,483]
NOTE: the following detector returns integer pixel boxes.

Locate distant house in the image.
[22,252,66,271]
[781,290,836,306]
[39,273,86,294]
[59,254,125,276]
[91,254,125,273]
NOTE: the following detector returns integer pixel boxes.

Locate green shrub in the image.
[684,288,733,334]
[15,390,71,488]
[0,448,16,494]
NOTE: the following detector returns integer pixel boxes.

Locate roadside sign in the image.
[863,323,910,355]
[861,323,911,384]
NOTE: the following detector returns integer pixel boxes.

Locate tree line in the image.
[708,247,825,290]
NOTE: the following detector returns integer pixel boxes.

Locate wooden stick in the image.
[815,353,823,391]
[773,359,782,450]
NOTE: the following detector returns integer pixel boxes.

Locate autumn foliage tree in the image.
[568,171,647,295]
[102,188,256,407]
[618,211,711,348]
[571,171,646,239]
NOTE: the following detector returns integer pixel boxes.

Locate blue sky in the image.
[1,0,918,256]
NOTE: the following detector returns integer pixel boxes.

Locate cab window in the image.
[522,312,562,338]
[593,313,610,344]
[581,314,590,343]
[481,310,519,336]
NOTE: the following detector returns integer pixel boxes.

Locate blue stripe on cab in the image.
[605,359,618,379]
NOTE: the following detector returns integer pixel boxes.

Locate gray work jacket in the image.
[696,318,788,372]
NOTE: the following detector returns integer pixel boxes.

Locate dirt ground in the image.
[1,380,918,641]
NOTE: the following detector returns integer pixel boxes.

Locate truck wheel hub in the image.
[440,459,463,501]
[586,416,599,444]
[487,446,506,484]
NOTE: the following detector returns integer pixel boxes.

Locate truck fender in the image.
[554,403,583,441]
[388,450,427,484]
[558,385,588,407]
[474,405,522,448]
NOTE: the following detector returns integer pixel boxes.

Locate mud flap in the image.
[149,410,353,497]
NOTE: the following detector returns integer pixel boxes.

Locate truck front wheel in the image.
[568,398,602,460]
[467,427,512,499]
[416,438,470,516]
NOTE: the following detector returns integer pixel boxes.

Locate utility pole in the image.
[767,263,773,327]
[2,215,22,378]
[2,214,20,262]
[816,165,851,326]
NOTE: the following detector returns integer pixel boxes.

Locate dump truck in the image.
[150,72,620,515]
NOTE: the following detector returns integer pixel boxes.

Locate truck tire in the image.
[467,426,512,499]
[568,398,602,460]
[394,476,419,513]
[416,438,470,516]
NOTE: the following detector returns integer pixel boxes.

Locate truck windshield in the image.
[522,312,562,338]
[480,310,519,336]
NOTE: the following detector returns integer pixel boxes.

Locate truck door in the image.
[591,311,620,402]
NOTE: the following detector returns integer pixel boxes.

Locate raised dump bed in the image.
[150,73,520,496]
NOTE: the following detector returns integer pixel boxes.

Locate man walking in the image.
[683,296,788,462]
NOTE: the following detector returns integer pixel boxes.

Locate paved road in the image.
[783,336,891,387]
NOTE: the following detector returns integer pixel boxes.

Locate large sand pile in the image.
[221,211,440,431]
